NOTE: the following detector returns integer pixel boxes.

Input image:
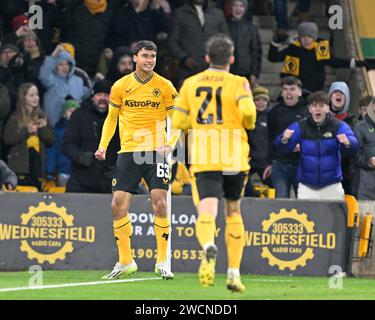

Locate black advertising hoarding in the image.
[0,193,349,276]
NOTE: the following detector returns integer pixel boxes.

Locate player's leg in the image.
[103,191,138,279]
[223,172,248,292]
[150,189,174,279]
[196,198,219,253]
[143,152,173,279]
[192,172,223,287]
[224,200,246,292]
[103,153,142,279]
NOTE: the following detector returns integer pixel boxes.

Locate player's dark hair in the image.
[281,76,302,88]
[133,40,157,55]
[206,34,234,66]
[307,91,330,106]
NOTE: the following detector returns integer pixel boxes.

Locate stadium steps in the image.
[254,0,333,101]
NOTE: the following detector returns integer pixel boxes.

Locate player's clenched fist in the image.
[95,148,106,161]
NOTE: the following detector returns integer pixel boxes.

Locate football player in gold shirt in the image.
[95,40,180,280]
[172,34,256,292]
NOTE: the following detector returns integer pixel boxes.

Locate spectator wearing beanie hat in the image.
[268,21,368,92]
[60,43,76,59]
[45,99,80,187]
[297,21,318,40]
[12,15,29,32]
[244,85,273,196]
[61,79,120,193]
[93,79,112,95]
[0,43,20,67]
[2,15,31,46]
[253,85,270,103]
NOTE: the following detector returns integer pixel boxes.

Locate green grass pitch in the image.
[0,271,375,300]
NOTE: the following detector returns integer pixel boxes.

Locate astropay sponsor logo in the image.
[125,100,161,108]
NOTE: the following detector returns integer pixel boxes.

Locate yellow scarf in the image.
[84,0,107,15]
[27,135,40,153]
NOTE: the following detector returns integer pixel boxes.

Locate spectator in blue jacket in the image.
[38,44,91,126]
[45,99,80,187]
[275,91,359,200]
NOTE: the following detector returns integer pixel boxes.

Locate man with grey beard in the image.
[62,80,120,193]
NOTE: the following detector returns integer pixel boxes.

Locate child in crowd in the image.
[3,83,55,190]
[45,99,80,187]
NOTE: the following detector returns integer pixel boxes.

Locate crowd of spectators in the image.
[0,0,374,200]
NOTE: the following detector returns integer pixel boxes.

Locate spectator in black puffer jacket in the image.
[245,85,273,196]
[61,80,120,193]
[227,0,262,87]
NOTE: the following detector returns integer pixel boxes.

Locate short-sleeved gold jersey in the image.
[108,71,178,152]
[173,68,255,173]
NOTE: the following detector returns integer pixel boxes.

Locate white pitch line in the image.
[247,279,293,282]
[0,277,161,293]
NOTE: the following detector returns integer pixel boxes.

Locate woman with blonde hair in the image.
[3,83,55,190]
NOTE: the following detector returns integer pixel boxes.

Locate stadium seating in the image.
[48,186,66,193]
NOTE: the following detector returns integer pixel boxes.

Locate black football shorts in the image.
[192,171,248,202]
[112,152,170,193]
